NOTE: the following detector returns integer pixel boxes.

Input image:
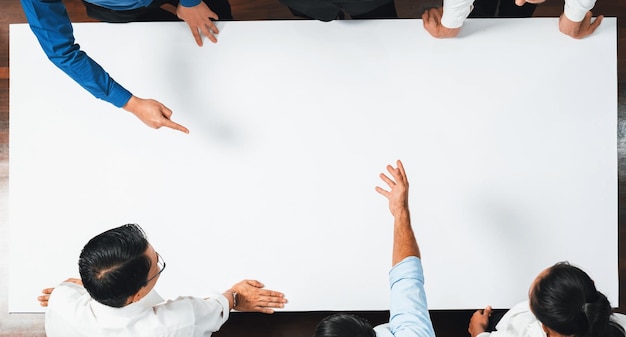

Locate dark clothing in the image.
[469,0,536,18]
[486,310,508,332]
[82,0,233,23]
[280,0,397,21]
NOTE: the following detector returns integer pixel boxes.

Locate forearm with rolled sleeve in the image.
[441,0,474,29]
[563,0,597,22]
[21,0,132,108]
[388,256,436,337]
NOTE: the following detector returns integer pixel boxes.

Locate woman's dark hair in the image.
[78,224,151,308]
[314,313,376,337]
[530,262,624,337]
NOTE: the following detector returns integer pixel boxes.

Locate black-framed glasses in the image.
[145,252,166,285]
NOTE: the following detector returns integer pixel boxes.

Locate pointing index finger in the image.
[163,119,190,134]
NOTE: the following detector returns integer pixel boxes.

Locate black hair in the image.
[78,224,151,308]
[314,313,376,337]
[530,262,624,337]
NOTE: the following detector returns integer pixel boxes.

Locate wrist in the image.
[225,290,238,310]
[122,95,139,113]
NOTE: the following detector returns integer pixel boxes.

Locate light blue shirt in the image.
[374,256,436,337]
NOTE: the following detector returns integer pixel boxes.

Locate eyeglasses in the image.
[144,252,166,285]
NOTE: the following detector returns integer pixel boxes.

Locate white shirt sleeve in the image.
[441,0,474,29]
[45,282,230,337]
[563,0,597,22]
[156,295,230,334]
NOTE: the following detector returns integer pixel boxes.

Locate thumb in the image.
[484,305,493,316]
[514,0,526,6]
[589,13,603,28]
[246,279,265,288]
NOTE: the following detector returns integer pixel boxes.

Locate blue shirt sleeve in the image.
[179,0,202,7]
[21,0,133,108]
[385,256,436,337]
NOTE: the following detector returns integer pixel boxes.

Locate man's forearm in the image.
[392,209,420,265]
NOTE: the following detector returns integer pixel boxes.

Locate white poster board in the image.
[9,18,617,313]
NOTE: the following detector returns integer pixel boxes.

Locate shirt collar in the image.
[90,289,165,318]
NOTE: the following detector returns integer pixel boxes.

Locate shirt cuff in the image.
[477,332,492,337]
[563,7,586,22]
[563,0,593,22]
[440,14,465,29]
[440,5,472,29]
[390,256,423,282]
[179,0,202,7]
[217,294,231,320]
[108,82,133,108]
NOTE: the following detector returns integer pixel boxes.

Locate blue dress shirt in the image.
[20,0,201,107]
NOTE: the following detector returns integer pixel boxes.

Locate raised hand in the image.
[376,160,409,217]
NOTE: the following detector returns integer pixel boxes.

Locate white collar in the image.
[90,289,165,318]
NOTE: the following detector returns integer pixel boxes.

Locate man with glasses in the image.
[38,223,287,337]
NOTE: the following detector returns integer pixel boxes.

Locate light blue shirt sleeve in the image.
[375,256,436,337]
[21,0,133,108]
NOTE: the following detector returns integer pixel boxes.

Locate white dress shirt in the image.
[477,301,626,337]
[476,301,545,337]
[441,0,598,29]
[45,281,230,337]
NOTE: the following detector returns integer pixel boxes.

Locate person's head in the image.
[529,262,624,337]
[314,313,376,337]
[78,224,166,308]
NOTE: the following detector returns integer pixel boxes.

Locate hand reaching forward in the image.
[422,7,461,38]
[468,306,492,337]
[38,278,83,307]
[375,160,409,217]
[559,11,603,39]
[177,2,220,46]
[228,279,287,314]
[123,96,189,134]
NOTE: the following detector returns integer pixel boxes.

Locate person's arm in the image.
[512,0,602,38]
[21,0,189,133]
[375,160,435,337]
[37,278,83,307]
[559,0,602,39]
[225,279,287,314]
[376,160,419,264]
[421,0,473,39]
[21,0,131,107]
